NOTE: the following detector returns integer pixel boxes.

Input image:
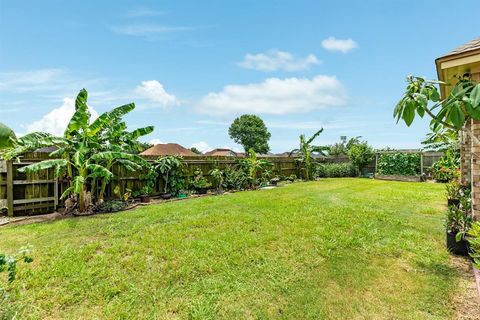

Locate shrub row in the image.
[316,162,356,178]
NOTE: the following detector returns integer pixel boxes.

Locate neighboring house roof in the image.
[140,143,197,156]
[35,146,59,153]
[204,148,238,157]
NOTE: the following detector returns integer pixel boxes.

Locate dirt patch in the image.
[451,256,480,319]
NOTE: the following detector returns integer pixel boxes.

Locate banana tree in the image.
[0,123,16,149]
[15,88,153,213]
[238,148,271,187]
[19,151,148,212]
[289,128,328,181]
[91,114,154,203]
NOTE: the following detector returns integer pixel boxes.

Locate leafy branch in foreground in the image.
[394,75,480,153]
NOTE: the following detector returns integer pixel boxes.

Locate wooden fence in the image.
[0,150,444,217]
[0,154,300,217]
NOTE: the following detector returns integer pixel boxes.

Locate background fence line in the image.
[0,150,444,217]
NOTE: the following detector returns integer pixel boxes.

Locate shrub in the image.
[222,167,249,190]
[430,149,460,182]
[348,142,375,175]
[467,222,480,269]
[316,162,356,178]
[376,153,421,176]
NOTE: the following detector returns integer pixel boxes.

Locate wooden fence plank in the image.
[6,160,13,217]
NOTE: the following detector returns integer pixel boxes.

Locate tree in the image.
[328,136,361,157]
[154,156,183,194]
[228,114,271,154]
[238,148,272,187]
[348,141,375,176]
[190,147,202,155]
[8,89,152,213]
[0,123,16,149]
[289,128,329,181]
[394,75,480,152]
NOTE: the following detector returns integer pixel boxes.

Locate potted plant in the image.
[446,194,472,256]
[270,176,280,186]
[176,190,188,199]
[445,180,461,207]
[154,156,183,200]
[193,168,212,194]
[209,168,224,194]
[134,186,153,203]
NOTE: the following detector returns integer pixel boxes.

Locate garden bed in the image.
[375,174,422,182]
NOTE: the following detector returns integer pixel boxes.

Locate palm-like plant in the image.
[239,148,272,187]
[0,123,16,149]
[14,89,153,213]
[289,128,328,181]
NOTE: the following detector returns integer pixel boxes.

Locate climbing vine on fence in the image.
[376,153,421,176]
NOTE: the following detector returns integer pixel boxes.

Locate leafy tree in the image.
[190,147,202,155]
[154,156,183,194]
[289,129,328,181]
[394,75,480,148]
[228,114,271,154]
[348,141,375,176]
[328,136,361,157]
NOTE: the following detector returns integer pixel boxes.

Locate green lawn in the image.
[0,178,466,319]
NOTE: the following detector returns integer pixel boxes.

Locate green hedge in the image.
[316,162,356,178]
[376,153,421,176]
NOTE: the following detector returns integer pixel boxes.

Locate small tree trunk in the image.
[79,183,85,212]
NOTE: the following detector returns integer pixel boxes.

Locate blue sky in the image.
[0,0,478,153]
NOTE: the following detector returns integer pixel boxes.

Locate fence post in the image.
[374,153,378,176]
[54,177,58,210]
[6,160,13,217]
[420,152,424,176]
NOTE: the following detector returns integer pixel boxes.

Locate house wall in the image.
[470,72,480,217]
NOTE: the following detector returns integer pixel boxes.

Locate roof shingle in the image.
[439,37,480,59]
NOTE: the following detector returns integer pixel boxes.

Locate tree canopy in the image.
[228,114,271,154]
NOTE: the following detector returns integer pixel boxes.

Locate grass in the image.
[0,178,464,319]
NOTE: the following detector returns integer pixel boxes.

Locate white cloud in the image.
[134,80,179,108]
[0,68,104,102]
[149,138,165,145]
[238,50,320,72]
[0,69,63,92]
[124,8,166,18]
[26,98,99,136]
[110,24,193,37]
[321,37,357,53]
[195,75,347,115]
[191,141,212,153]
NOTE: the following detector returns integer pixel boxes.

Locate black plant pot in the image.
[160,193,172,200]
[140,196,151,203]
[447,199,460,207]
[197,188,208,195]
[270,180,278,186]
[446,231,469,256]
